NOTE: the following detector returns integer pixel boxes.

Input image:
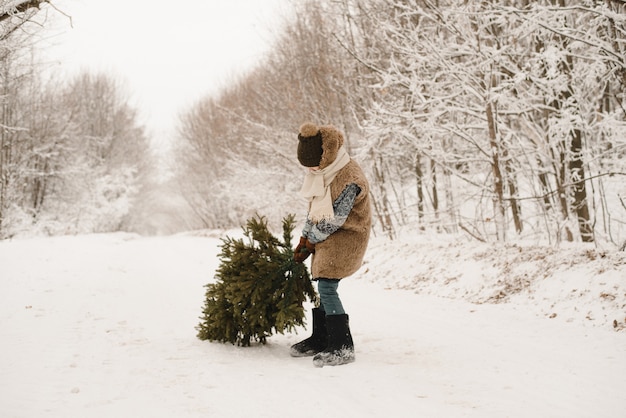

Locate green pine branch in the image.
[196,214,317,346]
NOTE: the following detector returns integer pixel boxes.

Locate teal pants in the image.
[317,278,345,315]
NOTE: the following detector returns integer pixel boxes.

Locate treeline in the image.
[2,1,624,245]
[175,0,626,246]
[0,1,150,238]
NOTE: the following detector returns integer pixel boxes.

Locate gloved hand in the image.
[294,236,311,263]
[305,239,315,254]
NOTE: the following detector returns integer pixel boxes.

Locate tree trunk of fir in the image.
[486,102,506,242]
[554,146,574,242]
[504,151,522,234]
[372,155,395,239]
[537,161,553,212]
[415,152,424,225]
[0,63,11,236]
[556,0,592,242]
[443,166,458,234]
[569,128,593,242]
[430,158,439,219]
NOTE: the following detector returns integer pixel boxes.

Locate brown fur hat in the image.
[298,122,345,170]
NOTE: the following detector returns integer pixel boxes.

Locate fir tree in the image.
[197,214,317,346]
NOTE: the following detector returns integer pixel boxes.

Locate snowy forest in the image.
[0,1,152,237]
[1,0,625,248]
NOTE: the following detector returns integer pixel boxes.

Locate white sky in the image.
[40,0,289,142]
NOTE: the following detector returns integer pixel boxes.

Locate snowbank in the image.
[360,235,626,331]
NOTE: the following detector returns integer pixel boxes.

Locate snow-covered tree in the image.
[332,0,626,244]
[174,0,625,247]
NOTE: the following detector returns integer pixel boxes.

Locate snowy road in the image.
[1,233,624,417]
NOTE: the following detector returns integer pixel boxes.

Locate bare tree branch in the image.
[0,0,49,23]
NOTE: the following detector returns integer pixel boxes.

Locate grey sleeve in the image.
[302,183,361,244]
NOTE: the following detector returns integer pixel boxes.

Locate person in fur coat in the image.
[290,122,371,367]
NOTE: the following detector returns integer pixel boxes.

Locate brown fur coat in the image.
[300,123,372,279]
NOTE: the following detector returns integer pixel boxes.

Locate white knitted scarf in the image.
[299,146,351,222]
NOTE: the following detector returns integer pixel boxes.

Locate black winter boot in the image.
[312,314,355,367]
[290,308,327,357]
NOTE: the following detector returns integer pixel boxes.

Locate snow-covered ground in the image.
[1,231,625,417]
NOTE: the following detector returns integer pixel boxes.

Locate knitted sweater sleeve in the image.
[302,183,361,244]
